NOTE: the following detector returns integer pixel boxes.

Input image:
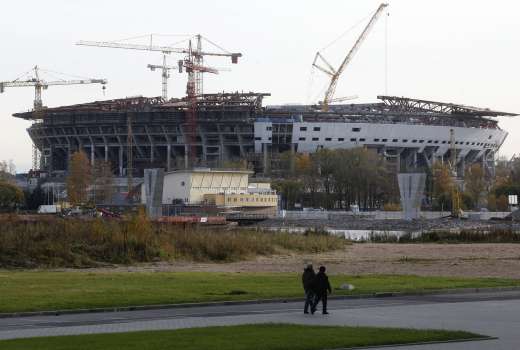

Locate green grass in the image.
[0,272,519,313]
[0,324,486,350]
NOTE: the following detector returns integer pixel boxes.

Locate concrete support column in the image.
[119,146,124,177]
[184,145,189,169]
[167,144,171,171]
[48,146,54,173]
[290,143,296,174]
[104,145,108,162]
[90,145,95,166]
[263,143,269,175]
[150,144,154,163]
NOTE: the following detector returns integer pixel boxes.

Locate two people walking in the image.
[302,264,332,314]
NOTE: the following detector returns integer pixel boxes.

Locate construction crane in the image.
[312,3,388,111]
[0,65,107,111]
[78,34,241,168]
[0,66,107,170]
[77,34,241,97]
[147,54,175,100]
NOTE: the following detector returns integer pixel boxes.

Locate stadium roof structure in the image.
[377,95,518,118]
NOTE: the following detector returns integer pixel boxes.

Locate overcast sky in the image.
[1,0,519,172]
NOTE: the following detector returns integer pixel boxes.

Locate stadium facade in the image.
[14,93,515,178]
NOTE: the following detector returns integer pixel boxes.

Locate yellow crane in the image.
[312,3,388,111]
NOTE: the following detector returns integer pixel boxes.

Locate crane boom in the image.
[77,40,242,59]
[0,66,107,110]
[313,3,388,111]
[1,79,106,89]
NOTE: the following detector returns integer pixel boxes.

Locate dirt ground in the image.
[70,243,520,279]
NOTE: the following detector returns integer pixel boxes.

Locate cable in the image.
[384,9,389,95]
[201,35,231,54]
[319,11,374,52]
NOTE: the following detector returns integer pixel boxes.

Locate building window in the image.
[427,140,432,143]
[382,138,388,142]
[392,139,398,142]
[266,126,272,131]
[352,127,361,132]
[299,137,306,141]
[181,181,185,186]
[350,138,357,142]
[359,138,365,142]
[312,137,319,141]
[442,141,446,144]
[254,137,261,141]
[374,138,380,142]
[419,140,424,143]
[434,141,439,144]
[338,138,345,141]
[313,127,321,131]
[403,139,408,143]
[325,137,332,141]
[300,126,307,131]
[412,140,417,143]
[268,137,272,140]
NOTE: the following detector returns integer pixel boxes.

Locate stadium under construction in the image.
[5,3,518,183]
[13,93,515,179]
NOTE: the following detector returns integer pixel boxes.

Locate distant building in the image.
[142,168,278,215]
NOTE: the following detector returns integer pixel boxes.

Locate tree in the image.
[464,163,486,209]
[432,162,453,210]
[0,181,24,212]
[0,160,15,183]
[92,160,114,204]
[66,151,92,205]
[496,194,509,211]
[24,186,46,210]
[271,179,302,210]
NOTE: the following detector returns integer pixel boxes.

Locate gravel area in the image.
[58,243,520,279]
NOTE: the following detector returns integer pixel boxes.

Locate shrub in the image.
[0,216,347,268]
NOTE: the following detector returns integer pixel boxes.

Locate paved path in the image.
[1,291,520,349]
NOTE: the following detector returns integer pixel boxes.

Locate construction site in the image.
[1,3,518,223]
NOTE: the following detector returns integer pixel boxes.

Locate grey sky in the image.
[1,0,519,172]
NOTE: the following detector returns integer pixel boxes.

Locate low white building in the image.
[161,168,252,205]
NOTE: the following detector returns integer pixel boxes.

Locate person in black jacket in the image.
[301,264,316,314]
[311,265,332,314]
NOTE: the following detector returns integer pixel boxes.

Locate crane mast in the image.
[147,54,175,100]
[1,66,107,171]
[313,3,388,111]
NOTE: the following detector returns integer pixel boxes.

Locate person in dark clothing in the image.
[301,264,316,314]
[311,265,332,314]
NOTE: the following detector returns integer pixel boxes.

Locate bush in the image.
[383,203,401,211]
[0,216,347,268]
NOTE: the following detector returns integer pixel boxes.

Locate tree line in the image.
[272,148,399,210]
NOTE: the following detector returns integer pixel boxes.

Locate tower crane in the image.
[0,66,107,170]
[312,3,388,111]
[147,54,175,100]
[77,34,241,97]
[78,34,241,168]
[0,65,107,111]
